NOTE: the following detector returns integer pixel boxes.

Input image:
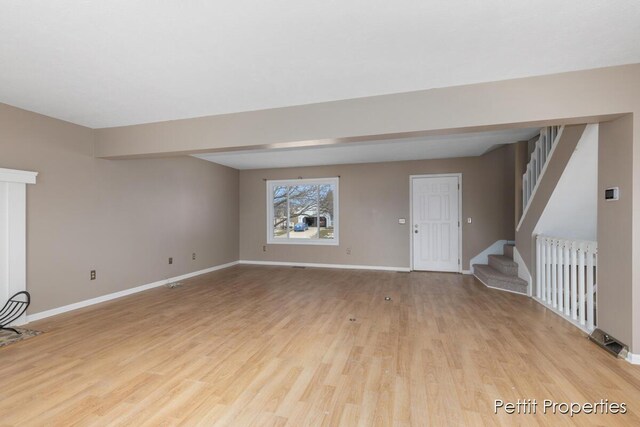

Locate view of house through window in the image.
[268,178,338,244]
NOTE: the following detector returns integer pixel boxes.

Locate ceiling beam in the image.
[94,64,638,159]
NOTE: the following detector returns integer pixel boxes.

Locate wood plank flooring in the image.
[1,265,639,426]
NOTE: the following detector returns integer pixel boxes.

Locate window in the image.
[267,178,338,245]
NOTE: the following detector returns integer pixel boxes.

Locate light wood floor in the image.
[1,266,639,426]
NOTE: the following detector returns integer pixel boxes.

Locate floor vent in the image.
[589,328,629,359]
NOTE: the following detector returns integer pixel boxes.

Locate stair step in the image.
[488,254,518,276]
[473,264,527,295]
[503,244,514,259]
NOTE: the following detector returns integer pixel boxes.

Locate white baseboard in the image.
[627,352,640,365]
[239,260,410,272]
[25,261,239,323]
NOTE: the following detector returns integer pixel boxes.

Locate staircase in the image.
[473,244,528,295]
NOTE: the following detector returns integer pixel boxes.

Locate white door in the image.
[411,175,460,272]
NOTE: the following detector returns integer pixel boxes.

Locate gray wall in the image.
[0,103,239,313]
[240,146,515,270]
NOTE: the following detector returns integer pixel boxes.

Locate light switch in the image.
[467,218,472,224]
[398,218,406,224]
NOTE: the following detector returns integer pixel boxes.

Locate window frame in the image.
[266,177,339,246]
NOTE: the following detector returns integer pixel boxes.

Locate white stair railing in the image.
[535,235,597,332]
[522,126,563,213]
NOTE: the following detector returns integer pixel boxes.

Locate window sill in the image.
[267,239,339,246]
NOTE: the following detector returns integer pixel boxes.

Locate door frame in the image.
[409,173,463,272]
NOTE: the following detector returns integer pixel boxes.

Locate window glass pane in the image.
[288,184,318,240]
[272,185,288,239]
[318,184,335,239]
[268,179,337,244]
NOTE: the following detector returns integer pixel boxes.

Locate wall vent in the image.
[589,328,628,359]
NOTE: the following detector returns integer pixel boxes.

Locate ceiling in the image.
[1,1,639,129]
[193,127,540,169]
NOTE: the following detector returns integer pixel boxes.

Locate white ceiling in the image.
[1,1,639,129]
[193,127,540,169]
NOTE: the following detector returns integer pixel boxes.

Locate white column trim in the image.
[0,168,38,184]
[0,168,37,326]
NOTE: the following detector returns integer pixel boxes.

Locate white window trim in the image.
[266,177,339,246]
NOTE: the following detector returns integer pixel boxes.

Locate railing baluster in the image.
[556,242,563,313]
[570,243,578,321]
[545,239,551,304]
[539,237,546,302]
[536,237,542,299]
[586,244,595,331]
[578,244,586,326]
[551,239,557,308]
[563,243,570,316]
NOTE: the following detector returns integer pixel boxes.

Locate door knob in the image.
[414,230,418,234]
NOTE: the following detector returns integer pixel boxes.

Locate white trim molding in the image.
[627,352,640,365]
[239,260,410,272]
[25,261,239,323]
[0,168,38,184]
[1,168,38,326]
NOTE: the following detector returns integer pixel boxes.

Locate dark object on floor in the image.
[0,291,30,335]
[589,328,629,359]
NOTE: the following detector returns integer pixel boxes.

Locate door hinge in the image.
[458,259,461,265]
[458,183,460,190]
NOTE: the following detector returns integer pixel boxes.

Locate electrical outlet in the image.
[263,245,267,252]
[90,270,96,280]
[168,257,173,265]
[192,253,196,260]
[346,248,352,255]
